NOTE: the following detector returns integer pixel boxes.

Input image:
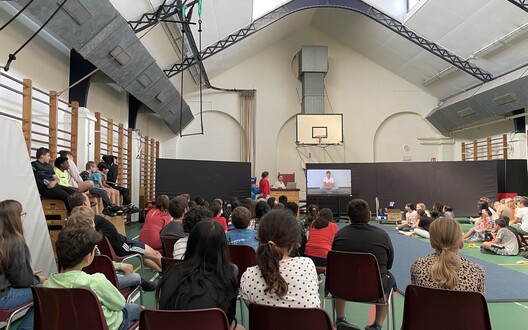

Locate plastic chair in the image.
[97,236,143,277]
[31,286,139,330]
[161,257,184,275]
[248,303,333,330]
[161,237,180,258]
[227,244,257,285]
[83,255,142,304]
[139,307,230,330]
[401,285,491,330]
[325,251,394,330]
[227,244,257,326]
[0,302,33,330]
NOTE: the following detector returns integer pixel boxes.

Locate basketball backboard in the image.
[296,114,343,145]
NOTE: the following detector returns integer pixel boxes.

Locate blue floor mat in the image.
[373,223,528,302]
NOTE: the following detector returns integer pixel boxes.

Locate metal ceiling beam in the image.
[506,0,528,12]
[127,0,198,33]
[162,0,493,82]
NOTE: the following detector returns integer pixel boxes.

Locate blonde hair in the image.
[66,206,95,228]
[429,217,462,289]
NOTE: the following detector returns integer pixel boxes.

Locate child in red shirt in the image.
[210,201,228,231]
[304,208,338,266]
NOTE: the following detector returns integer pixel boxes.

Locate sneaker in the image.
[336,320,361,330]
[140,279,157,292]
[365,325,382,330]
[102,208,116,217]
[110,206,124,215]
[125,205,140,214]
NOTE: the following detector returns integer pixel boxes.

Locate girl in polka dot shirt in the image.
[240,209,320,308]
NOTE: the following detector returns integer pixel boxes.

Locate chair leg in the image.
[331,298,336,325]
[5,304,32,330]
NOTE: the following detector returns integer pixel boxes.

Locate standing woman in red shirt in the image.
[139,195,171,252]
[259,171,270,199]
[304,208,339,266]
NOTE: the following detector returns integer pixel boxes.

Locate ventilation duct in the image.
[426,66,528,134]
[7,0,193,134]
[298,46,328,114]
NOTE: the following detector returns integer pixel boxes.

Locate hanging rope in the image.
[2,0,68,72]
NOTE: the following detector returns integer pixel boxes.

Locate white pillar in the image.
[130,130,141,222]
[77,107,96,168]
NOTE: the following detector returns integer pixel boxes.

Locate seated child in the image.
[464,200,493,242]
[68,192,162,273]
[81,161,123,217]
[46,226,143,330]
[304,208,338,266]
[240,209,320,308]
[66,206,156,291]
[226,206,258,250]
[210,201,228,231]
[481,217,520,256]
[397,203,417,231]
[412,209,435,239]
[89,162,121,208]
[443,205,455,219]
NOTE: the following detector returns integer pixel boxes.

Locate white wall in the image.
[144,26,442,198]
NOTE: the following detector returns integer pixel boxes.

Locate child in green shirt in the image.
[45,226,142,330]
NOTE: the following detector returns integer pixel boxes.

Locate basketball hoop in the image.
[314,135,326,145]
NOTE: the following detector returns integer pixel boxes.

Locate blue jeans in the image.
[0,287,34,330]
[117,272,141,289]
[118,303,142,330]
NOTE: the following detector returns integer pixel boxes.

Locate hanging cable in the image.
[0,0,35,32]
[2,0,68,72]
[179,21,185,137]
[198,18,204,135]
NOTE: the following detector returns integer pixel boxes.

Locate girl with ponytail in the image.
[240,209,320,307]
[410,217,485,293]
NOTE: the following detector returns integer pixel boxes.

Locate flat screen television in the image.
[306,169,351,196]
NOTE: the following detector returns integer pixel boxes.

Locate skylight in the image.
[252,0,289,20]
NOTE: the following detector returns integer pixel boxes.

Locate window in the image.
[407,0,420,12]
[252,0,289,20]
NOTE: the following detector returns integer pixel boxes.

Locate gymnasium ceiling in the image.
[108,0,528,101]
[3,0,528,133]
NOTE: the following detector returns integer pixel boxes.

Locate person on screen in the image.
[273,174,286,189]
[321,171,338,192]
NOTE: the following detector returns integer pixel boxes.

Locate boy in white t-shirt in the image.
[510,197,528,235]
[481,217,519,256]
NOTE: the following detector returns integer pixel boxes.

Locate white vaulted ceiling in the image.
[4,0,528,106]
[106,0,528,101]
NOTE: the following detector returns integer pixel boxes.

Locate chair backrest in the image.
[97,236,119,261]
[228,244,257,284]
[83,255,120,288]
[32,286,109,330]
[140,307,230,330]
[325,251,385,303]
[402,285,491,330]
[248,303,333,330]
[161,257,184,275]
[161,237,180,258]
